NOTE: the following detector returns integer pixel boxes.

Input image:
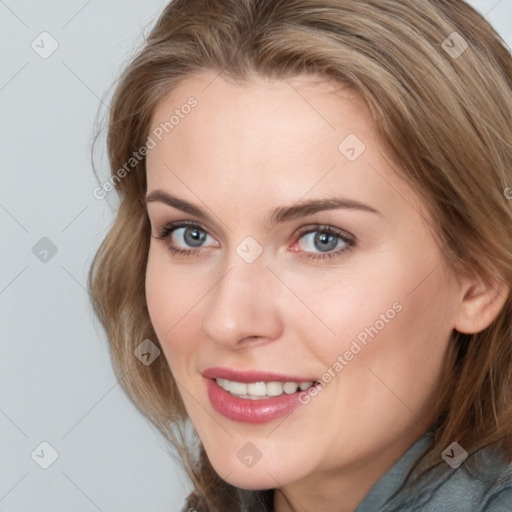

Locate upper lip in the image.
[203,367,318,383]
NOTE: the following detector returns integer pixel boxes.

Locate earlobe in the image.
[454,271,509,334]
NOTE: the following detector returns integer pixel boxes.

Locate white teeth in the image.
[247,382,267,396]
[266,382,285,396]
[216,379,315,399]
[283,382,299,394]
[229,381,248,395]
[216,378,230,391]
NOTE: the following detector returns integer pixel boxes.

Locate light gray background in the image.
[1,1,511,511]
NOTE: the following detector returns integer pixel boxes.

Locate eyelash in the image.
[154,220,356,261]
[296,225,355,261]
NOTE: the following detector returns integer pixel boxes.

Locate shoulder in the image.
[480,487,512,511]
[462,443,512,512]
[389,442,512,512]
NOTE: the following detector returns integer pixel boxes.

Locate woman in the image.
[89,0,512,510]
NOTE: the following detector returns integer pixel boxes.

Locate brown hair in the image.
[89,0,512,510]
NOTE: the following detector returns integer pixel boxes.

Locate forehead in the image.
[147,71,369,163]
[145,71,424,222]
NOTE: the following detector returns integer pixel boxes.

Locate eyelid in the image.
[147,205,225,240]
[153,219,356,260]
[154,220,218,243]
[289,224,356,261]
[293,223,355,244]
[154,221,353,241]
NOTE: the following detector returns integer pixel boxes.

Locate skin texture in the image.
[144,71,507,512]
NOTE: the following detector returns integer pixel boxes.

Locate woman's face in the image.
[145,71,464,493]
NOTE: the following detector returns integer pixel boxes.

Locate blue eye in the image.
[295,226,355,260]
[155,222,217,255]
[154,221,355,261]
[172,226,211,248]
[299,231,342,252]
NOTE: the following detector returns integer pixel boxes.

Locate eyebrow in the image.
[146,189,382,227]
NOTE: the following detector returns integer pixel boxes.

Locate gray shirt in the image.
[355,431,512,511]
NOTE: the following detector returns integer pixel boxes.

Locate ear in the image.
[454,269,509,334]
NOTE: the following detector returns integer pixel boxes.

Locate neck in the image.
[273,428,428,512]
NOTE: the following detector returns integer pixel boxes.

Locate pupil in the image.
[184,227,206,247]
[314,232,337,252]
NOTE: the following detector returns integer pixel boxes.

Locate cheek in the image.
[145,249,192,366]
[145,245,200,328]
[145,250,172,336]
[276,260,403,357]
[301,254,456,394]
[336,265,457,420]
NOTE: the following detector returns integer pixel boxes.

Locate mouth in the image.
[203,367,321,423]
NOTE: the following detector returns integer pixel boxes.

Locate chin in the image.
[201,436,308,491]
[221,471,280,491]
[208,452,300,491]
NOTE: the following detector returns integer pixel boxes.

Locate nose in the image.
[200,251,283,348]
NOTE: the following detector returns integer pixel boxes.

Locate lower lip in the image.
[206,378,308,424]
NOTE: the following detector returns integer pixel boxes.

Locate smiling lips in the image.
[203,367,320,423]
[216,378,315,398]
